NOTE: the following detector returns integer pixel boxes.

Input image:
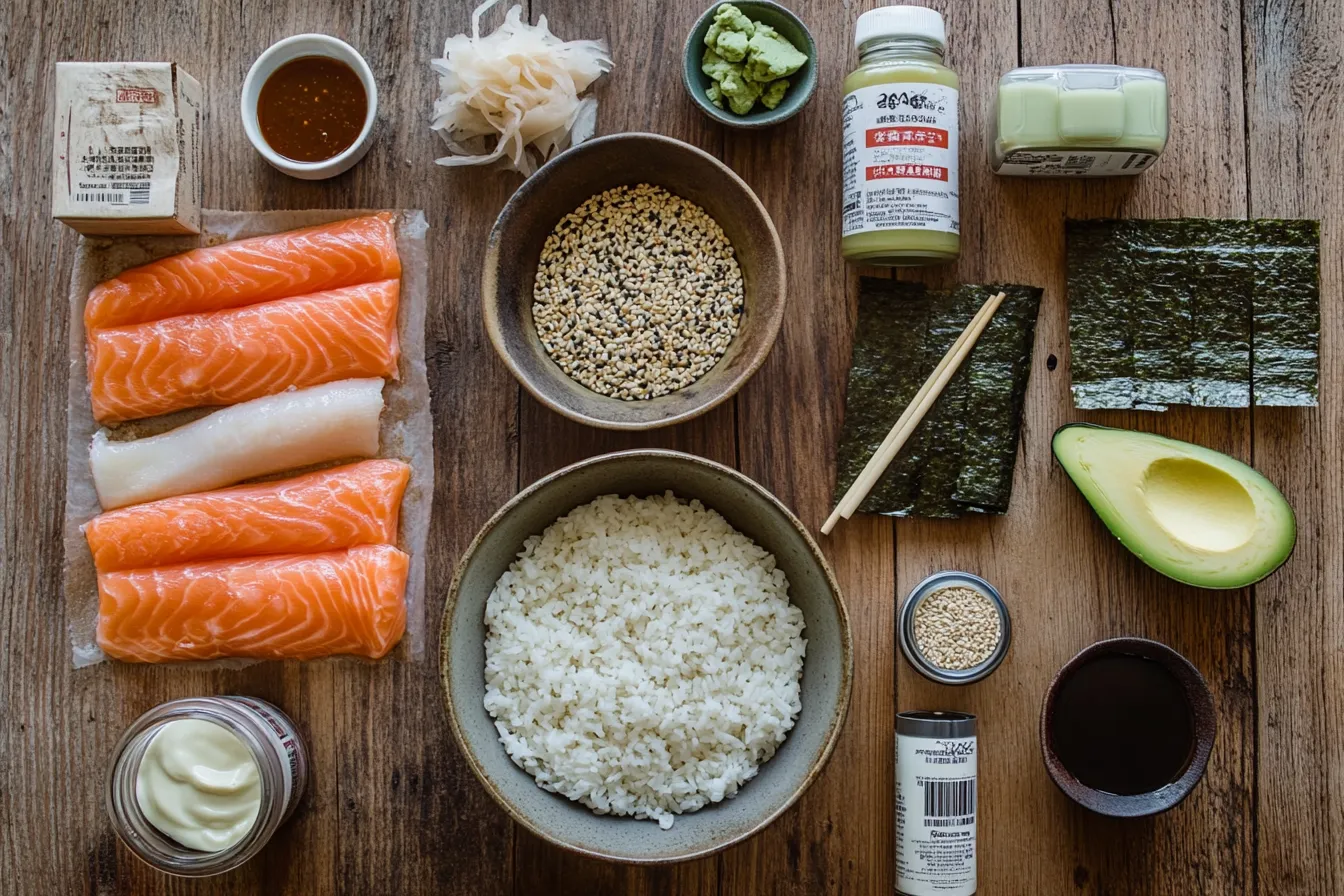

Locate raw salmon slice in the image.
[84,213,402,330]
[84,459,411,572]
[89,279,400,423]
[96,544,410,662]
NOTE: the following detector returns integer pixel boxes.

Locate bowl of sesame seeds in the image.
[483,132,786,430]
[898,571,1011,685]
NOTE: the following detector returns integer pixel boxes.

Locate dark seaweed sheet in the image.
[834,280,1043,519]
[1126,220,1196,410]
[1066,218,1318,410]
[952,285,1044,512]
[1186,221,1253,406]
[834,280,931,515]
[1253,219,1320,406]
[1068,221,1136,409]
[909,286,981,518]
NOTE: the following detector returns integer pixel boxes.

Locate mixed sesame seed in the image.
[532,183,744,400]
[912,585,1003,671]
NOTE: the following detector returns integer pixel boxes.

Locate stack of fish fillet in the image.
[82,214,414,662]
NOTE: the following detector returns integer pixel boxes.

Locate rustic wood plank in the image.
[718,0,899,892]
[508,1,731,893]
[1244,0,1344,893]
[997,0,1256,892]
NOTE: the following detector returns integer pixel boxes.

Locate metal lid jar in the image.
[898,570,1011,685]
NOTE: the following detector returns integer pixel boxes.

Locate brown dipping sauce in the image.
[258,56,367,162]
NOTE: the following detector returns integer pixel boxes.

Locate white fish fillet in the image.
[90,379,386,510]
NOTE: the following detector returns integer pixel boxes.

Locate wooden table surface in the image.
[4,0,1341,892]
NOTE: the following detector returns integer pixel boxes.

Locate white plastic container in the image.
[240,34,378,180]
[990,64,1168,176]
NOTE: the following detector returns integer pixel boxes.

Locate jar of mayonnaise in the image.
[106,696,308,876]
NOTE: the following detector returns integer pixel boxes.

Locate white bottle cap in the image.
[854,5,947,51]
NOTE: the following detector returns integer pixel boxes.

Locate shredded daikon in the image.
[429,0,613,175]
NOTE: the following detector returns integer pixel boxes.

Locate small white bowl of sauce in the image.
[241,34,377,180]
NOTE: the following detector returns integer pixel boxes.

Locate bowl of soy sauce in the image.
[1040,637,1216,817]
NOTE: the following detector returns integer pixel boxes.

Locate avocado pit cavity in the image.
[1141,456,1257,553]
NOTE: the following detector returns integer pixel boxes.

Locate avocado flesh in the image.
[1052,424,1296,589]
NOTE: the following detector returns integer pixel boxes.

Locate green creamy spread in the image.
[702,4,807,114]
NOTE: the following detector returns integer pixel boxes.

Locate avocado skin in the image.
[1051,423,1297,590]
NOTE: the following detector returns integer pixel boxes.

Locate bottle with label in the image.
[895,711,978,896]
[841,6,960,266]
[106,696,308,877]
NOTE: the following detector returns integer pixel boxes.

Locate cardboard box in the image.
[52,62,203,235]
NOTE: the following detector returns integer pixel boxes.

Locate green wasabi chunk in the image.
[700,3,806,115]
[760,78,789,110]
[715,28,750,62]
[743,22,808,82]
[705,3,756,44]
[701,47,740,84]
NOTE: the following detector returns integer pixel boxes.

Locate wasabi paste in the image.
[701,3,807,114]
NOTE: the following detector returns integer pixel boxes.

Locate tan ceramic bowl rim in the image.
[439,449,854,863]
[481,133,787,431]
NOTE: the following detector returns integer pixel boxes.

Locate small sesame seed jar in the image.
[899,571,1012,685]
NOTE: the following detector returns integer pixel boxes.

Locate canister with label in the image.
[895,710,978,896]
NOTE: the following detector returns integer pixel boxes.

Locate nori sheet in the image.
[833,279,1044,519]
[1252,219,1320,406]
[1126,220,1195,410]
[1186,220,1253,406]
[1068,220,1136,409]
[835,280,931,515]
[909,286,981,518]
[1066,218,1318,410]
[952,285,1044,512]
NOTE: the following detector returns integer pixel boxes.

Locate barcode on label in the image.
[923,778,976,818]
[74,191,127,204]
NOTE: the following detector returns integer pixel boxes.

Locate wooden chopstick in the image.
[821,291,1007,536]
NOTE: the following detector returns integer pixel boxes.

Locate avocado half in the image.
[1052,424,1296,589]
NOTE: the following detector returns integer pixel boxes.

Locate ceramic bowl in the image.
[682,1,818,128]
[240,34,378,180]
[482,132,786,430]
[1040,637,1216,817]
[440,450,853,863]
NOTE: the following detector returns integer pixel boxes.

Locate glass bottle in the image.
[106,696,308,877]
[841,6,960,266]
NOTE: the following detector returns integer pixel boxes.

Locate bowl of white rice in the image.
[440,449,852,863]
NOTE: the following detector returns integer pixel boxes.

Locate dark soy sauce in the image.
[1049,654,1195,796]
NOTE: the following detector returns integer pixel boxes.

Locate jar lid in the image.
[854,5,946,51]
[897,710,977,738]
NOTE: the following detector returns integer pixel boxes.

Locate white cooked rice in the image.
[483,491,806,829]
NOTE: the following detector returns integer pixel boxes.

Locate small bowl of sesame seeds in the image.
[483,132,786,430]
[898,571,1011,686]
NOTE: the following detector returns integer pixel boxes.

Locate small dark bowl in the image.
[1040,637,1216,818]
[682,1,818,129]
[483,133,786,430]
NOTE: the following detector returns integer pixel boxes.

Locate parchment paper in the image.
[63,209,434,668]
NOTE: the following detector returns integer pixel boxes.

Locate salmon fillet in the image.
[96,544,410,662]
[84,213,401,330]
[84,459,411,572]
[89,280,400,423]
